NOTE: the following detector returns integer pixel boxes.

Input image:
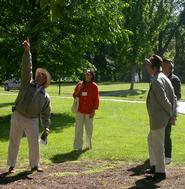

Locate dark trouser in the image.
[165,122,172,158]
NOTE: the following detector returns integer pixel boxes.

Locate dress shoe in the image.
[85,147,91,151]
[145,166,155,174]
[146,172,166,182]
[74,149,82,152]
[31,166,43,172]
[8,166,15,173]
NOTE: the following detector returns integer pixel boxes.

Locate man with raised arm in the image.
[7,39,51,173]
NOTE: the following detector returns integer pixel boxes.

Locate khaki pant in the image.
[74,112,94,150]
[148,127,165,173]
[7,111,39,168]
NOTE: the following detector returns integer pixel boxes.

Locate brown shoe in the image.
[74,149,82,152]
[8,166,15,174]
[85,147,91,151]
[31,166,43,172]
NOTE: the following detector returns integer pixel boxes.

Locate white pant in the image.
[148,127,166,173]
[7,111,39,168]
[74,112,94,150]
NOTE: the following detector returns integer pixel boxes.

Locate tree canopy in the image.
[0,0,185,85]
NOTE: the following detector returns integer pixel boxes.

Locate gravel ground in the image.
[1,161,185,189]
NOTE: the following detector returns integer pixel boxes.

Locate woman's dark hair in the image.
[86,69,95,81]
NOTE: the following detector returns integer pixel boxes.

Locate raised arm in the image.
[21,39,33,88]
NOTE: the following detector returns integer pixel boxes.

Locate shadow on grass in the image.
[128,159,160,189]
[0,112,75,141]
[0,171,33,185]
[50,113,75,132]
[0,102,13,108]
[0,115,11,141]
[100,89,147,98]
[50,149,88,164]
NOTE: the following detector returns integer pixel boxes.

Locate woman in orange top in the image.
[73,69,99,151]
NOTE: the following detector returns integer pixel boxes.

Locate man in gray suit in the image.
[144,55,177,181]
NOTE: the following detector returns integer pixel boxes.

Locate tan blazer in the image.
[147,72,177,130]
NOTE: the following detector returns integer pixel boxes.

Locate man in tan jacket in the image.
[7,39,51,173]
[145,55,177,181]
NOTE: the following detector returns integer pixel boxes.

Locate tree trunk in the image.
[58,78,62,96]
[157,24,180,56]
[130,64,136,90]
[138,64,142,82]
[162,24,180,54]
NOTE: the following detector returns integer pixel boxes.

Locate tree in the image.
[0,0,51,81]
[124,0,174,89]
[1,0,185,86]
[157,1,185,56]
[0,0,130,90]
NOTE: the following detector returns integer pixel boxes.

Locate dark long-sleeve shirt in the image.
[168,73,181,100]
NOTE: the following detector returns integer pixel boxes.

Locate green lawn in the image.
[45,82,185,100]
[0,82,185,169]
[1,82,185,100]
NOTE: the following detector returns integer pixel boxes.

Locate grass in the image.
[1,82,185,100]
[0,82,185,169]
[40,82,185,100]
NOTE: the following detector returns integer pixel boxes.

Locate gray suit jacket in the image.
[147,72,177,130]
